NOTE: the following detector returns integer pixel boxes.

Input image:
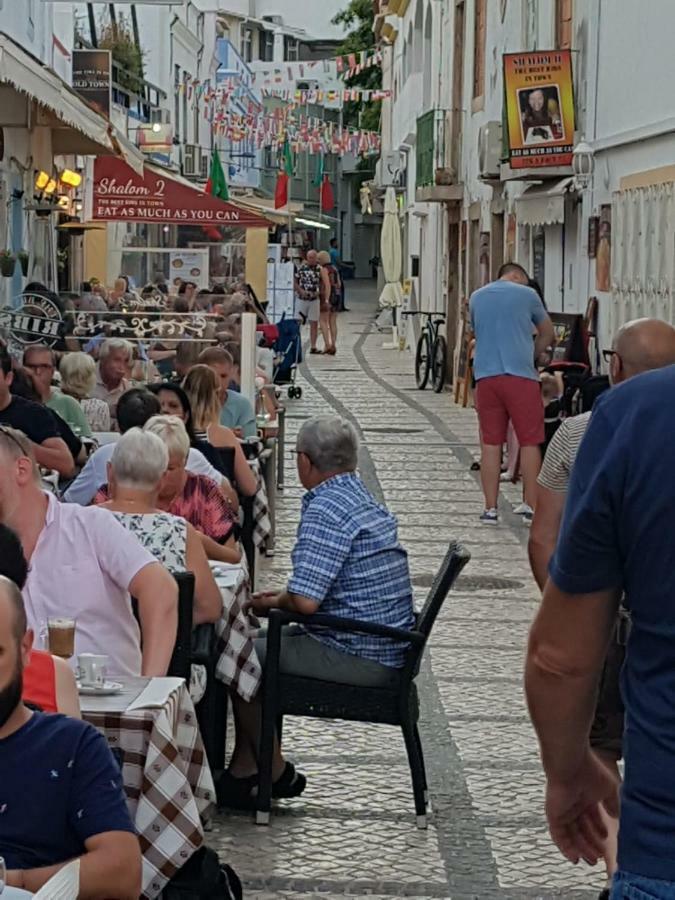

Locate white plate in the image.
[77,680,123,696]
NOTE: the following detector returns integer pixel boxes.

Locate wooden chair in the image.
[255,541,471,827]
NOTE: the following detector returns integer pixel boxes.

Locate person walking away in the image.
[527,317,675,900]
[317,251,339,355]
[295,250,325,354]
[470,262,554,525]
[524,362,675,899]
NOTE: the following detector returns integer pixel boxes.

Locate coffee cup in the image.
[76,653,108,687]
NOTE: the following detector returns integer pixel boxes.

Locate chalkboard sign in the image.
[453,317,473,407]
[549,312,588,365]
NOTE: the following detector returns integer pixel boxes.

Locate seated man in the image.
[90,338,133,428]
[0,575,142,898]
[199,346,257,438]
[0,344,74,478]
[0,426,178,677]
[64,388,226,505]
[23,344,92,438]
[0,523,80,717]
[220,416,414,808]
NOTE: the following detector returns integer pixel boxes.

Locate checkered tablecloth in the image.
[250,459,272,550]
[82,678,216,900]
[212,563,263,703]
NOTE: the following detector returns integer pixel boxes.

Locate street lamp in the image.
[572,138,595,191]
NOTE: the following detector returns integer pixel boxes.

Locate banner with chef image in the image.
[169,250,209,291]
[503,50,575,169]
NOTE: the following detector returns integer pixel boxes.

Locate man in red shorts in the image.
[469,262,554,525]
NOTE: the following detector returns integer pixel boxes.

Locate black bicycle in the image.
[402,310,448,392]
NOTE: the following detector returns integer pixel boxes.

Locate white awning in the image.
[0,33,143,173]
[515,177,576,226]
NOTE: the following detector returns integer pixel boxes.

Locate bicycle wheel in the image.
[415,332,431,389]
[431,335,447,393]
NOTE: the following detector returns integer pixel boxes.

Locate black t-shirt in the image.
[0,395,60,444]
[48,409,82,460]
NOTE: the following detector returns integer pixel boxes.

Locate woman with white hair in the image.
[98,428,222,625]
[94,414,241,565]
[59,351,111,432]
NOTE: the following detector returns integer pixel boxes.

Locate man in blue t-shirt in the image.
[199,346,257,438]
[469,262,554,524]
[525,365,675,899]
[0,576,141,897]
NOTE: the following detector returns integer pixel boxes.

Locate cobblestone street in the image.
[211,282,600,900]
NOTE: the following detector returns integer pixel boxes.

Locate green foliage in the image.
[333,0,381,132]
[99,14,144,95]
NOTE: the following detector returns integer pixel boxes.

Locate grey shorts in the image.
[254,625,400,688]
[297,297,320,323]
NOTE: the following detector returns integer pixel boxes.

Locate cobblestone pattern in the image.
[209,284,600,899]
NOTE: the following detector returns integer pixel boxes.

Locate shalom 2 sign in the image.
[92,157,271,228]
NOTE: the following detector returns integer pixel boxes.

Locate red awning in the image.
[92,157,272,228]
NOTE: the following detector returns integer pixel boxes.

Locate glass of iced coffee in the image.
[47,616,76,659]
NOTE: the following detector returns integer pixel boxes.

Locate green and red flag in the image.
[205,149,229,201]
[274,139,294,209]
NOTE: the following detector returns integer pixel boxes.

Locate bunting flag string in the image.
[261,87,390,103]
[336,49,383,81]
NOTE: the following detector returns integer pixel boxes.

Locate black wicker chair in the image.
[255,541,470,827]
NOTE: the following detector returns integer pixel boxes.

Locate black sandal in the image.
[272,762,307,799]
[216,770,258,811]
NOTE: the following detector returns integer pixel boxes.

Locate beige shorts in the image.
[297,297,320,323]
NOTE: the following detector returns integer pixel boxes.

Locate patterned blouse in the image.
[111,512,188,572]
[296,263,321,300]
[81,397,111,433]
[95,474,235,544]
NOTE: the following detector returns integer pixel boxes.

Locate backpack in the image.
[163,846,243,900]
[576,374,610,413]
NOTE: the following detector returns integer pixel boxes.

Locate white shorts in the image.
[297,297,320,323]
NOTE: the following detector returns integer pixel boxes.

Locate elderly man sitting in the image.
[0,575,142,897]
[220,415,414,808]
[90,338,133,428]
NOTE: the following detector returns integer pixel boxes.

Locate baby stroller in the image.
[273,313,303,399]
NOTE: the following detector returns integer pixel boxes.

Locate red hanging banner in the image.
[92,157,272,228]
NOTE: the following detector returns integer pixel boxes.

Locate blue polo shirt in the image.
[219,390,256,438]
[0,712,135,870]
[288,473,414,667]
[469,280,548,381]
[549,366,675,881]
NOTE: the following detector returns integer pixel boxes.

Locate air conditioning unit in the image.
[200,151,209,179]
[478,121,503,180]
[183,144,198,177]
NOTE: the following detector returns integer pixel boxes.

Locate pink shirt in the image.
[24,494,157,676]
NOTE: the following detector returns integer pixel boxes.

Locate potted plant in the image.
[0,250,16,277]
[17,250,29,277]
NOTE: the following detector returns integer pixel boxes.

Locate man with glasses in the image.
[527,317,675,900]
[23,345,91,438]
[0,345,74,478]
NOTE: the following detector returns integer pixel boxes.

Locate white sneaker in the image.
[479,508,499,525]
[513,503,533,516]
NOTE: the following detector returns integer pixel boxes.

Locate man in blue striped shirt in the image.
[253,414,414,679]
[220,416,414,809]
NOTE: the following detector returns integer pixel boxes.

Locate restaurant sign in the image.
[0,293,63,349]
[503,50,575,169]
[92,157,272,228]
[72,49,112,118]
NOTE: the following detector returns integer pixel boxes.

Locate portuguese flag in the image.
[274,139,294,209]
[206,149,229,201]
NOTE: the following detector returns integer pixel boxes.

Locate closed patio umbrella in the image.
[378,186,404,308]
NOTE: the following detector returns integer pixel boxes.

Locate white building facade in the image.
[377,0,675,369]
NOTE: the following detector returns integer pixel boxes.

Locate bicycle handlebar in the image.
[401,310,446,320]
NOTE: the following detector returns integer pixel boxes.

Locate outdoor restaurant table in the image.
[210,561,262,703]
[80,676,216,900]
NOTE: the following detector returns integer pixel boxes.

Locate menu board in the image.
[169,250,209,290]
